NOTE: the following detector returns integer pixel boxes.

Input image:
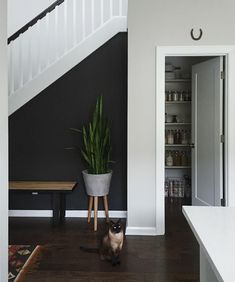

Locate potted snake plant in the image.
[78,96,112,196]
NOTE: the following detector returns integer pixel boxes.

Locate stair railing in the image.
[8,0,128,97]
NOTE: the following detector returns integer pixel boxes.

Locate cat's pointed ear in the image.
[110,220,114,225]
[117,218,121,223]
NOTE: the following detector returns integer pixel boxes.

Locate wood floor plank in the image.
[9,199,199,281]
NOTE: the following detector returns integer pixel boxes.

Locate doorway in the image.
[155,46,235,235]
[165,56,224,210]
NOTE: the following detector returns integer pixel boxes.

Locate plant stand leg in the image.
[88,196,93,223]
[103,195,109,222]
[94,196,98,231]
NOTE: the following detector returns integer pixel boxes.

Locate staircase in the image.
[8,0,128,115]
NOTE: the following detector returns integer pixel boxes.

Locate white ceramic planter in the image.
[82,170,112,196]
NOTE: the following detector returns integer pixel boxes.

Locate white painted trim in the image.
[156,45,235,234]
[125,227,158,236]
[66,210,127,218]
[9,210,127,218]
[9,210,53,217]
[0,0,8,280]
[155,47,165,235]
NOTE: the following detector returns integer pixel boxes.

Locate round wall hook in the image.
[190,28,203,41]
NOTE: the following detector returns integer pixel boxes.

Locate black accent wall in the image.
[9,32,127,211]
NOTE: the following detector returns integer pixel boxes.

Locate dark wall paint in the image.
[9,32,127,211]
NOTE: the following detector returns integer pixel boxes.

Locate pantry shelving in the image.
[165,59,192,202]
[165,166,191,169]
[165,79,191,83]
[165,123,191,126]
[165,101,191,104]
[165,144,191,147]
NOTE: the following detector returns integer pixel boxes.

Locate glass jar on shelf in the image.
[181,130,188,145]
[179,91,184,101]
[167,90,173,101]
[167,130,174,144]
[181,151,188,166]
[173,180,179,197]
[174,151,181,166]
[174,129,181,144]
[165,178,169,197]
[178,180,184,198]
[169,180,174,197]
[185,90,191,101]
[166,151,173,166]
[172,115,177,123]
[173,90,178,101]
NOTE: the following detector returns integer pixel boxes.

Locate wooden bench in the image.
[9,181,77,225]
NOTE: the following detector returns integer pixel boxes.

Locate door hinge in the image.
[220,134,225,143]
[221,71,225,80]
[221,198,225,206]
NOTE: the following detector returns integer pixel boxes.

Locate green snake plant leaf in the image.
[80,95,112,174]
[81,150,91,166]
[70,127,82,133]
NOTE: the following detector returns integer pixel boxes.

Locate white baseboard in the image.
[66,210,127,218]
[9,210,127,218]
[125,226,159,236]
[9,210,53,217]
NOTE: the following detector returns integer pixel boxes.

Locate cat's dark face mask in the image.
[110,221,122,233]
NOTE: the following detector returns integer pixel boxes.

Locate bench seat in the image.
[9,181,77,225]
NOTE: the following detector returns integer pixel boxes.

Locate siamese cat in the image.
[80,219,124,266]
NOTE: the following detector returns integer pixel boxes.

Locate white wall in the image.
[8,0,55,36]
[127,0,235,235]
[0,0,8,280]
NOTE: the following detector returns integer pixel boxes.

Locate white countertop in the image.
[183,206,235,282]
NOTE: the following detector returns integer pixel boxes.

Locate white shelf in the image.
[165,123,191,126]
[165,79,191,83]
[165,101,191,104]
[165,166,191,169]
[165,144,191,147]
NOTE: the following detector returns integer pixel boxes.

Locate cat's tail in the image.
[80,246,99,253]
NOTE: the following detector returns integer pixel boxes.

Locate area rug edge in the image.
[14,245,41,282]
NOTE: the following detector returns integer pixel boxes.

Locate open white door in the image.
[192,57,223,206]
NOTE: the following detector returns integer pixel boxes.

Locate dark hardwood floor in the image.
[9,200,199,282]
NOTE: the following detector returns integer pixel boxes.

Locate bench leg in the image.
[52,193,60,225]
[60,193,66,220]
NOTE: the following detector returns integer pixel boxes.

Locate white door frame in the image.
[0,0,8,280]
[155,45,235,235]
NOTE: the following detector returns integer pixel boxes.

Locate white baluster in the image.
[122,0,128,17]
[64,0,68,53]
[82,0,86,40]
[119,0,122,16]
[72,0,77,47]
[91,0,95,32]
[36,21,41,74]
[8,42,14,95]
[54,5,59,61]
[45,13,50,68]
[110,0,113,18]
[18,35,23,88]
[28,27,33,82]
[101,0,104,25]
